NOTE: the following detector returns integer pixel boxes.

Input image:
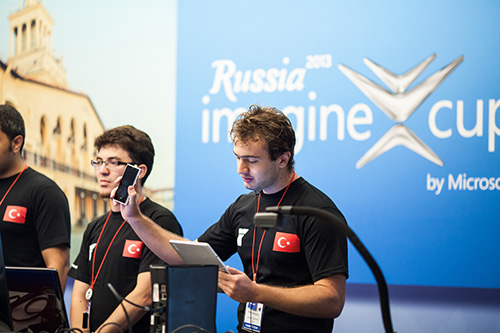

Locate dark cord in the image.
[107,282,152,333]
[265,206,396,333]
[57,328,85,333]
[9,293,49,322]
[107,282,150,311]
[170,324,212,333]
[96,322,125,333]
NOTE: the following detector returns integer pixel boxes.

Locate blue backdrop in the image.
[174,0,500,330]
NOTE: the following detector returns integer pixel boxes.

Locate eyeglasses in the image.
[90,159,134,168]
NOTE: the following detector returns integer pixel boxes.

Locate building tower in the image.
[7,0,67,89]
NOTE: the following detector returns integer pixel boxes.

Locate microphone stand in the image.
[257,205,396,333]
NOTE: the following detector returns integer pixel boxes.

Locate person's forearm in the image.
[126,213,185,265]
[42,246,70,291]
[71,299,88,330]
[220,268,346,318]
[71,281,90,332]
[252,282,344,318]
[56,260,70,291]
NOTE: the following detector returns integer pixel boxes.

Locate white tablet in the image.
[169,240,230,274]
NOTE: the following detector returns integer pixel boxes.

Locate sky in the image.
[0,0,178,194]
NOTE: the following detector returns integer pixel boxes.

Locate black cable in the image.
[266,205,396,333]
[106,283,132,333]
[97,322,125,333]
[108,282,151,311]
[57,328,85,333]
[170,324,212,333]
[9,293,49,322]
[107,282,152,333]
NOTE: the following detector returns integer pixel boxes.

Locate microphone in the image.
[107,283,151,312]
[254,205,396,333]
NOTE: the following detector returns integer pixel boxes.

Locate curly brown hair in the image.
[230,105,295,171]
[94,125,155,185]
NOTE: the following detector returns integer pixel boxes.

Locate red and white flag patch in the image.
[272,232,300,253]
[122,240,144,258]
[3,205,27,224]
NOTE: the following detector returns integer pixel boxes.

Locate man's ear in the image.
[11,135,23,154]
[137,164,148,179]
[278,151,291,169]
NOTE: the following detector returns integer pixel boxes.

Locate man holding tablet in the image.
[116,106,349,333]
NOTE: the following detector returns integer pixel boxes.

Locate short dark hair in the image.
[94,125,155,185]
[230,105,295,170]
[0,104,25,152]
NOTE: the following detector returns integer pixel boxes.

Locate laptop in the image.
[5,266,69,333]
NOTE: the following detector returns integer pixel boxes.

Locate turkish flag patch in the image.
[272,232,300,253]
[3,205,27,224]
[122,240,144,258]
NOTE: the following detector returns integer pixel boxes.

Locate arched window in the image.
[68,118,75,144]
[54,117,64,165]
[40,115,50,166]
[82,123,88,151]
[40,116,46,144]
[13,27,18,55]
[30,20,36,50]
[21,24,27,52]
[53,117,62,136]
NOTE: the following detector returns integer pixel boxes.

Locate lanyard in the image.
[251,171,295,282]
[85,212,126,301]
[83,211,127,329]
[0,164,28,207]
[85,197,145,301]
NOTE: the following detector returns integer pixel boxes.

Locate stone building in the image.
[1,0,108,227]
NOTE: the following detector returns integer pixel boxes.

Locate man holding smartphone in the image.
[117,106,348,333]
[69,125,183,333]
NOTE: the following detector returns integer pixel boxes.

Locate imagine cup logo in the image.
[201,54,498,170]
[338,54,464,168]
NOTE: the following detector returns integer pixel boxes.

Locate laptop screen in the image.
[5,266,69,332]
[0,236,13,331]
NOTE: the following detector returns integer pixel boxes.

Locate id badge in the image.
[242,302,264,332]
[83,301,91,329]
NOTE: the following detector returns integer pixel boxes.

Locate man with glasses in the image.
[0,104,70,290]
[69,125,183,333]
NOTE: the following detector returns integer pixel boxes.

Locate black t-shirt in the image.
[198,177,349,333]
[0,167,71,267]
[69,198,183,333]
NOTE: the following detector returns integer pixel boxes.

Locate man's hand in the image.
[110,177,143,222]
[218,266,346,319]
[110,177,186,266]
[218,266,257,303]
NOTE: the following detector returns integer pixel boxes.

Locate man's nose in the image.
[237,160,248,174]
[97,163,110,174]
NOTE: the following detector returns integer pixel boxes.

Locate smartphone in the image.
[113,164,141,205]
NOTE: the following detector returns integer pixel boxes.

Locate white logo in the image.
[209,59,306,102]
[338,54,464,168]
[8,209,20,219]
[277,237,290,248]
[128,243,141,254]
[237,228,249,247]
[89,243,97,261]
